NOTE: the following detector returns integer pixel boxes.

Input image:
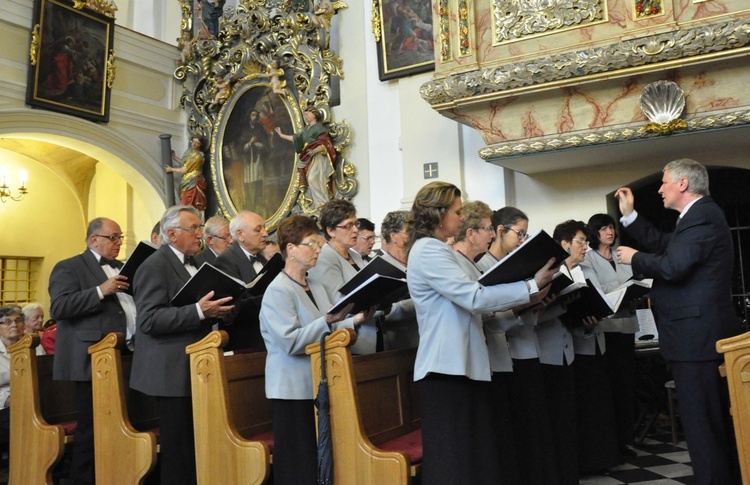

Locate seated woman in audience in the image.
[0,306,45,451]
[580,213,639,460]
[477,207,560,484]
[308,199,377,353]
[259,215,373,485]
[379,210,419,350]
[406,182,555,485]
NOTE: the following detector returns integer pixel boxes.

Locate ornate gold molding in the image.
[30,24,41,66]
[106,50,116,88]
[478,109,750,160]
[371,0,381,42]
[492,0,604,44]
[72,0,118,18]
[438,0,452,63]
[422,18,750,106]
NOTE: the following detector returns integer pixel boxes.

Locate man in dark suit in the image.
[194,214,233,266]
[616,159,741,484]
[130,205,234,485]
[49,217,134,484]
[214,210,268,352]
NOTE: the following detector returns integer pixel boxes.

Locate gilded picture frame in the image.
[26,0,115,123]
[373,0,435,81]
[212,82,301,232]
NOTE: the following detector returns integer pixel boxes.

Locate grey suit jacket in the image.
[579,248,639,332]
[307,243,364,302]
[129,245,206,397]
[625,197,739,361]
[213,242,265,351]
[260,274,354,399]
[49,249,127,381]
[194,248,217,267]
[407,238,529,382]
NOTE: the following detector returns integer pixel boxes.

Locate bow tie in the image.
[184,255,198,267]
[99,258,119,268]
[249,253,266,265]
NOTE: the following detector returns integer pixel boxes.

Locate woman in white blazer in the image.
[580,213,640,461]
[307,199,377,354]
[406,182,555,485]
[260,215,373,485]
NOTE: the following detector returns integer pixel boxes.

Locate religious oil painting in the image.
[26,0,115,123]
[374,0,435,81]
[216,84,297,229]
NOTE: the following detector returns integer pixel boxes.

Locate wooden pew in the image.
[306,328,422,485]
[186,330,271,485]
[8,334,76,484]
[716,330,750,484]
[88,332,159,484]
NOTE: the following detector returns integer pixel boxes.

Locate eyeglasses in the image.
[572,238,588,246]
[297,241,324,250]
[476,225,494,233]
[505,227,529,241]
[335,221,360,231]
[0,317,24,326]
[178,225,203,233]
[211,234,231,241]
[358,235,378,242]
[94,234,124,243]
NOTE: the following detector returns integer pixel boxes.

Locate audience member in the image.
[21,303,45,334]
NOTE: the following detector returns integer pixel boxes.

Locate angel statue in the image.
[242,58,287,95]
[208,74,232,111]
[166,137,207,220]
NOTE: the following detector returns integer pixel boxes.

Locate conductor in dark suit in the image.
[49,217,133,485]
[214,210,269,351]
[615,159,740,484]
[130,205,234,485]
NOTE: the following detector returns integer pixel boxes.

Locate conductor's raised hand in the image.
[614,187,635,217]
[198,291,235,320]
[533,258,557,290]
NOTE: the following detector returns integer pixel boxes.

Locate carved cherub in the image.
[208,74,232,111]
[177,30,193,66]
[242,58,287,95]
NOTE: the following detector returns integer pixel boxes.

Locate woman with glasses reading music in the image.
[406,182,555,485]
[260,216,373,485]
[477,207,560,484]
[308,199,378,354]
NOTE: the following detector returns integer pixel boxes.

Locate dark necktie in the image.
[99,258,118,268]
[184,255,198,267]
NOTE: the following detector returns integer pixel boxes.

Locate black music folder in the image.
[171,253,283,307]
[328,274,409,315]
[478,230,569,287]
[561,278,615,325]
[338,255,407,296]
[120,241,158,294]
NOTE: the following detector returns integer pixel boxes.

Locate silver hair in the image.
[663,159,710,196]
[159,205,199,245]
[229,211,256,236]
[381,210,409,243]
[203,215,229,238]
[21,302,43,318]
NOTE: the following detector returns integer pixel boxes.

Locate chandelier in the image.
[0,168,28,203]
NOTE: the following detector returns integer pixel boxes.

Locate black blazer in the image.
[49,250,127,381]
[129,245,208,397]
[213,243,266,351]
[626,197,739,361]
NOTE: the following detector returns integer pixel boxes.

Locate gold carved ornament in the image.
[72,0,118,18]
[372,0,381,42]
[30,24,41,66]
[106,50,116,88]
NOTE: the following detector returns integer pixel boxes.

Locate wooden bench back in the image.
[306,328,421,485]
[88,332,159,484]
[186,330,271,485]
[8,334,75,484]
[716,330,750,484]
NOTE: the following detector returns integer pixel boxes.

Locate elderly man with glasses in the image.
[129,205,234,485]
[48,217,134,485]
[195,214,234,266]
